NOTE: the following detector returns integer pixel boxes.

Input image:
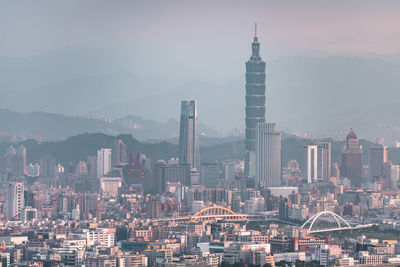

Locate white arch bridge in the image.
[301,211,375,233]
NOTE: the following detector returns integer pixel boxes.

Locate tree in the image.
[275,261,289,266]
[295,260,305,267]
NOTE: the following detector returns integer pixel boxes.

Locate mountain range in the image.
[2,132,400,171]
[0,110,218,142]
[1,48,400,144]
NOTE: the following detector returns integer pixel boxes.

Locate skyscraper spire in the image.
[244,24,266,182]
[251,24,260,59]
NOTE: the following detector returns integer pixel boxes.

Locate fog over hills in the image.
[1,48,400,144]
[0,110,218,142]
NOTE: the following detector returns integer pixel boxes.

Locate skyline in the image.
[1,1,400,142]
[1,57,400,144]
[1,3,400,267]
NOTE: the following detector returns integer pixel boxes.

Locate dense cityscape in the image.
[0,26,400,267]
[1,1,400,265]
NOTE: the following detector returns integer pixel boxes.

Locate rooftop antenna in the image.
[255,22,257,37]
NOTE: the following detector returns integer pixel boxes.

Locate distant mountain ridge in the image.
[2,48,400,144]
[0,110,219,141]
[113,115,219,139]
[4,132,400,172]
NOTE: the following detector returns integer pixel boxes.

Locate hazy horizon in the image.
[1,1,400,143]
[2,1,400,57]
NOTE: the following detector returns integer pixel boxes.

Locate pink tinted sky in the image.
[0,1,399,57]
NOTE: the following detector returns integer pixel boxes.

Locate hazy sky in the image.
[1,0,400,58]
[1,1,400,140]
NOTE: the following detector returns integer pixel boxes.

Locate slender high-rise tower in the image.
[245,23,266,180]
[178,100,200,170]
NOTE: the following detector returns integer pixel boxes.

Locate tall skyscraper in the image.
[368,143,388,179]
[304,142,331,183]
[97,148,112,178]
[7,182,24,218]
[244,24,266,180]
[341,130,362,187]
[112,139,127,166]
[178,100,200,170]
[255,123,281,189]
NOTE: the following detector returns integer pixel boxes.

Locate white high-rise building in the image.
[255,122,281,189]
[97,148,111,179]
[84,228,115,248]
[7,182,24,219]
[304,142,331,183]
[305,145,318,183]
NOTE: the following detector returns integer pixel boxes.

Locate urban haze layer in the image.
[1,27,400,267]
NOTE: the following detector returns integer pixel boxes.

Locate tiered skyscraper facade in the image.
[244,25,266,179]
[178,100,200,170]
